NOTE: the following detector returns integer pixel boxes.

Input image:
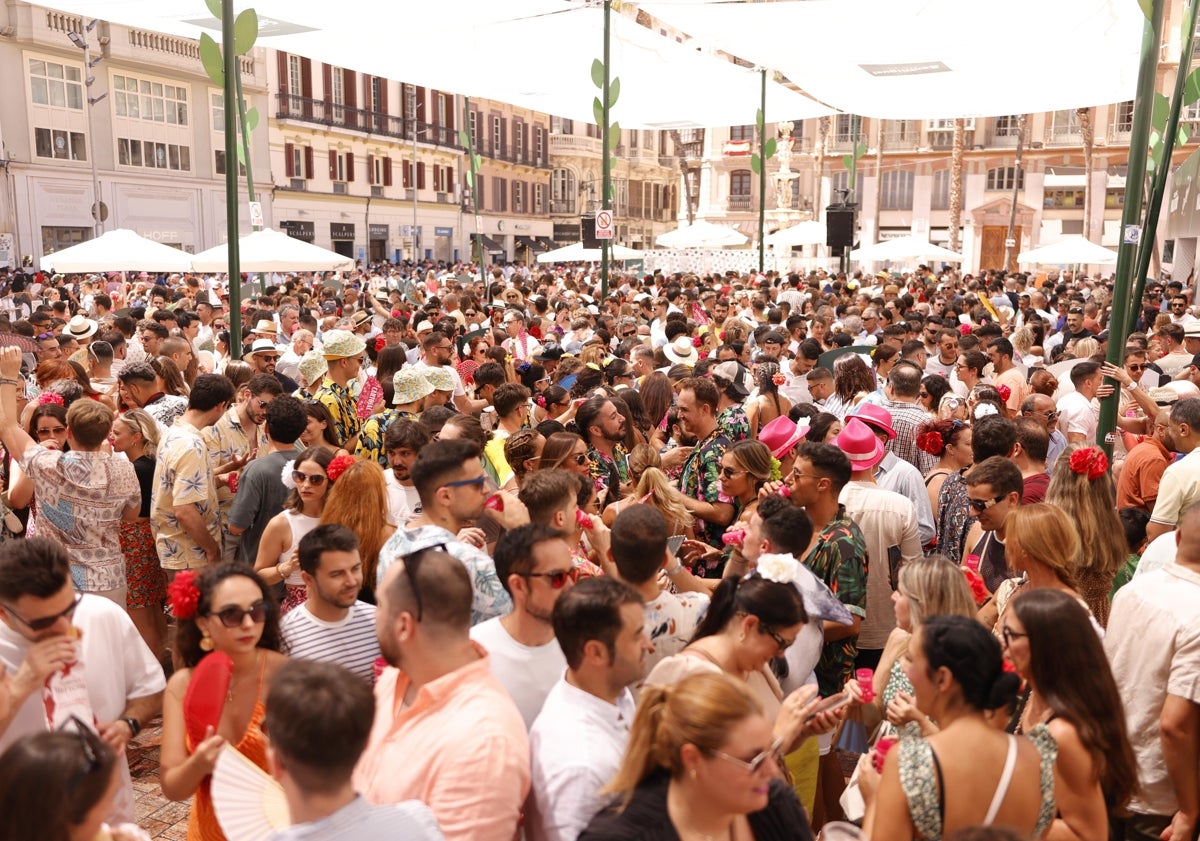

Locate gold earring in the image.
[200,634,214,652]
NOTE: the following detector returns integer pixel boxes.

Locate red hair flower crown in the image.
[167,570,201,620]
[1068,446,1108,481]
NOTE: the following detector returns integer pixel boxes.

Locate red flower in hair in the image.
[996,384,1011,403]
[772,372,787,386]
[167,570,201,620]
[959,324,972,336]
[1069,446,1108,481]
[693,336,704,348]
[374,335,387,353]
[326,454,356,483]
[37,393,64,407]
[917,430,945,456]
[963,567,989,607]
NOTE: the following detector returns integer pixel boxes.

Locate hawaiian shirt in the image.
[587,443,629,501]
[201,405,268,515]
[802,505,868,697]
[143,393,188,433]
[377,524,511,625]
[151,421,222,570]
[717,404,750,443]
[314,376,362,448]
[20,445,140,592]
[680,427,732,552]
[355,409,416,468]
[571,540,606,579]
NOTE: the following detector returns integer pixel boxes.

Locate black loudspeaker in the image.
[580,213,599,248]
[826,208,856,248]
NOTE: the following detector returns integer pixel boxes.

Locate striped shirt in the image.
[280,601,380,683]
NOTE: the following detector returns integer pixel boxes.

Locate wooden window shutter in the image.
[304,146,314,178]
[328,149,338,180]
[344,70,357,108]
[501,118,508,156]
[433,164,441,190]
[383,157,393,186]
[445,165,453,186]
[379,79,388,116]
[300,58,313,98]
[415,86,425,121]
[367,154,375,183]
[284,143,295,177]
[446,94,455,130]
[402,162,411,189]
[345,152,354,182]
[322,64,332,102]
[276,52,288,91]
[417,162,426,190]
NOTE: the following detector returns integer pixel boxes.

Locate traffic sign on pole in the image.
[595,209,614,240]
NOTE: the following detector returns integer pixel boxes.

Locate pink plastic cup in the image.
[856,668,875,703]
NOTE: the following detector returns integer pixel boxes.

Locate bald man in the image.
[1021,393,1067,469]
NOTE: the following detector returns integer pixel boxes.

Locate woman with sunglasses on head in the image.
[1000,589,1137,841]
[254,447,335,614]
[580,672,817,841]
[159,563,286,840]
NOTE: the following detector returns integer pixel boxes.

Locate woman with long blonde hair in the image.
[602,444,694,538]
[317,457,394,604]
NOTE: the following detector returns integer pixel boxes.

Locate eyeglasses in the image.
[1025,409,1060,422]
[36,425,67,439]
[292,470,327,486]
[719,466,746,480]
[442,474,486,490]
[761,625,794,654]
[520,567,580,589]
[209,601,269,628]
[1000,626,1028,648]
[709,737,783,775]
[2,592,82,631]
[968,493,1007,513]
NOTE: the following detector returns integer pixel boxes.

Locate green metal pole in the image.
[222,0,241,352]
[758,68,766,273]
[463,96,482,273]
[1130,0,1200,321]
[600,0,611,300]
[1098,0,1166,456]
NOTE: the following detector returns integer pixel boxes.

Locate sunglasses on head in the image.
[208,600,269,628]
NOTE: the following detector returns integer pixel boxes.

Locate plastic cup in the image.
[856,668,875,703]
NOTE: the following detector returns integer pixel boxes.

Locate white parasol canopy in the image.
[535,242,644,263]
[765,221,828,248]
[1018,235,1117,266]
[656,220,749,249]
[190,228,354,273]
[40,228,194,273]
[850,235,963,263]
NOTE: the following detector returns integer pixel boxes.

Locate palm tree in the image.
[1078,107,1095,240]
[948,118,965,253]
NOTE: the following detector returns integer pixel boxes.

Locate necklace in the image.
[226,652,260,702]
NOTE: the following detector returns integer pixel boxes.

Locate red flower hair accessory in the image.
[959,324,972,336]
[326,454,356,483]
[996,384,1011,403]
[772,372,787,387]
[374,335,387,353]
[692,336,704,348]
[167,570,201,620]
[917,430,945,456]
[1069,446,1108,481]
[37,393,64,407]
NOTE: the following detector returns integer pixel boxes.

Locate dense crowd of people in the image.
[0,259,1197,841]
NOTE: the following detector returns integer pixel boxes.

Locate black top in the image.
[133,455,155,518]
[579,770,814,841]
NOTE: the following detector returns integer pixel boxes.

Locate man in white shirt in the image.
[1058,360,1103,446]
[280,524,380,683]
[526,577,651,841]
[383,420,429,527]
[469,524,574,729]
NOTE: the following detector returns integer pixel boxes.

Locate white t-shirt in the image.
[280,601,380,683]
[384,470,422,527]
[1057,390,1097,443]
[469,617,566,730]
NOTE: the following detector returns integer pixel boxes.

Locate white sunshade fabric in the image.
[1018,235,1118,265]
[656,220,749,248]
[38,0,830,129]
[850,235,963,262]
[40,228,194,273]
[642,0,1143,120]
[190,228,354,272]
[765,220,827,247]
[535,242,644,263]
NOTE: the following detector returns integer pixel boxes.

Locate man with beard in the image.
[355,548,530,841]
[383,419,430,527]
[470,524,575,730]
[279,524,381,683]
[244,338,300,394]
[202,373,280,535]
[576,396,630,504]
[413,329,482,414]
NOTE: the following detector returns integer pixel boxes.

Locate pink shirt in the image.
[353,644,530,841]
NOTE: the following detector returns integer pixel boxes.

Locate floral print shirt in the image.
[717,404,750,443]
[680,427,732,552]
[802,504,868,696]
[151,421,222,570]
[201,405,268,516]
[587,443,629,501]
[314,376,362,448]
[355,409,416,468]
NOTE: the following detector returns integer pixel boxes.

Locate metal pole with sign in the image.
[222,0,241,351]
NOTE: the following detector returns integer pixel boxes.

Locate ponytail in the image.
[604,685,671,808]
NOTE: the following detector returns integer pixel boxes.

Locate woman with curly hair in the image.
[917,418,974,516]
[1044,446,1127,626]
[920,374,951,414]
[160,563,286,839]
[827,353,875,420]
[502,428,544,491]
[601,443,695,539]
[745,362,792,438]
[318,457,394,604]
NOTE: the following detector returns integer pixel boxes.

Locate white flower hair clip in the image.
[754,553,802,586]
[973,403,999,419]
[281,459,297,490]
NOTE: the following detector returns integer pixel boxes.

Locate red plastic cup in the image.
[856,668,875,703]
[872,736,898,772]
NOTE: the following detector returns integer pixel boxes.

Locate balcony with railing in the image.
[549,198,577,215]
[548,133,603,157]
[727,195,753,211]
[882,121,920,149]
[276,94,462,149]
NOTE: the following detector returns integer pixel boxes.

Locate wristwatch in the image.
[1124,381,1139,390]
[120,716,141,738]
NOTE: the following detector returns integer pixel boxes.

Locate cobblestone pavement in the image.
[128,717,192,840]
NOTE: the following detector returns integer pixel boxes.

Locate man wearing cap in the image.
[834,418,921,670]
[357,370,433,468]
[245,337,300,394]
[849,404,936,550]
[406,320,435,365]
[711,361,751,443]
[314,329,367,451]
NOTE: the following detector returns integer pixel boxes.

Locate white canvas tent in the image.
[850,235,963,263]
[765,221,828,248]
[40,228,194,273]
[656,220,749,249]
[1018,235,1118,265]
[535,242,644,263]
[191,228,354,273]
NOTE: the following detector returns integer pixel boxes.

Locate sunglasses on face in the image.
[968,493,1006,513]
[710,737,783,775]
[521,567,580,589]
[1127,364,1146,372]
[2,591,82,631]
[36,425,66,439]
[442,475,486,490]
[719,466,745,480]
[209,601,269,628]
[292,470,327,486]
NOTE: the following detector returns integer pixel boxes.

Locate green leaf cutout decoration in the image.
[1184,68,1200,108]
[199,33,224,86]
[236,143,246,165]
[591,59,604,89]
[755,108,763,130]
[593,97,605,128]
[764,137,777,159]
[609,122,621,151]
[465,170,474,189]
[1138,0,1153,19]
[608,77,620,108]
[204,0,221,19]
[233,8,258,56]
[244,106,258,132]
[472,153,482,171]
[458,130,470,149]
[750,152,761,174]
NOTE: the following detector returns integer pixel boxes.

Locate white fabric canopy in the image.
[642,0,1142,119]
[1018,235,1118,265]
[41,228,194,273]
[191,228,354,272]
[535,242,644,263]
[850,235,963,262]
[656,220,749,248]
[39,0,829,128]
[765,220,827,247]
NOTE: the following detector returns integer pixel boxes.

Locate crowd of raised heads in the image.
[0,258,1196,841]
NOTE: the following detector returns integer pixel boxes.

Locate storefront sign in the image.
[281,220,315,242]
[330,222,355,240]
[369,224,389,240]
[434,226,454,237]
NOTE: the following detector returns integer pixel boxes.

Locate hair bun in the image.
[985,670,1022,711]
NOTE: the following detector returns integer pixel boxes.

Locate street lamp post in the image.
[68,20,106,239]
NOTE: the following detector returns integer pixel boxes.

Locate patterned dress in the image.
[801,505,868,697]
[680,428,732,553]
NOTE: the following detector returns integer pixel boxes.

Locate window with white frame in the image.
[514,181,526,213]
[986,167,1024,191]
[830,171,850,199]
[534,183,545,214]
[535,127,545,164]
[880,170,914,210]
[35,128,86,160]
[834,115,862,144]
[514,121,526,161]
[371,155,384,185]
[1051,110,1081,136]
[113,75,188,125]
[29,59,83,109]
[551,116,574,134]
[1112,101,1134,134]
[993,115,1021,137]
[118,138,190,171]
[492,115,503,156]
[931,169,951,209]
[551,168,575,212]
[291,145,304,178]
[469,111,479,147]
[287,55,302,97]
[330,66,345,118]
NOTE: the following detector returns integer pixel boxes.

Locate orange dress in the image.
[186,655,270,841]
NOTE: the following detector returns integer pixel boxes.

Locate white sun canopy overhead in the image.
[39,0,830,128]
[642,0,1143,119]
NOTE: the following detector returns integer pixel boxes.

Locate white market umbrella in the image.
[191,228,354,273]
[765,220,827,248]
[535,242,644,263]
[850,235,963,263]
[1018,235,1117,266]
[656,220,749,249]
[40,228,193,273]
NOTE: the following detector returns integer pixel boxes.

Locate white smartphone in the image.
[805,692,852,722]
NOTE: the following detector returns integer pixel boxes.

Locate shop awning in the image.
[476,234,505,253]
[515,235,541,252]
[537,237,559,251]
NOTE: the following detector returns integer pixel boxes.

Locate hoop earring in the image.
[199,634,214,652]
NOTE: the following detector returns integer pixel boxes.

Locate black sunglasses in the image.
[3,591,82,631]
[968,493,1006,513]
[209,600,269,628]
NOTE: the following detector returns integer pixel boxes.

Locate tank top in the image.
[278,510,320,586]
